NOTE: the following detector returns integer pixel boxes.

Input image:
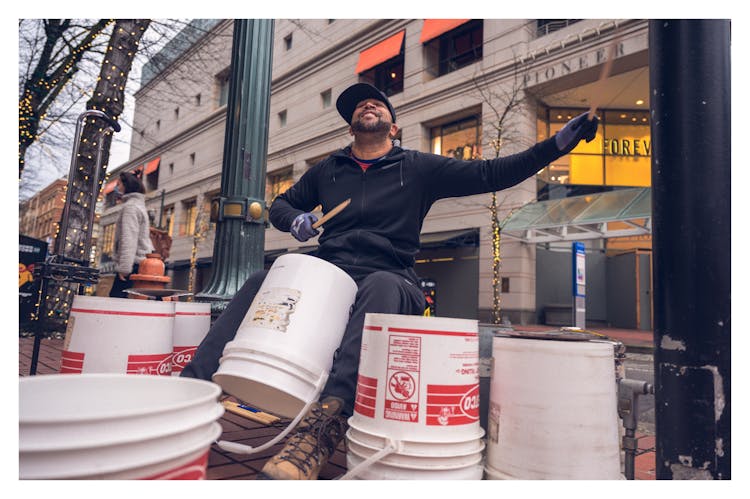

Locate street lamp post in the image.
[196,19,274,315]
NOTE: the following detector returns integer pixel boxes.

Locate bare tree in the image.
[469,60,535,325]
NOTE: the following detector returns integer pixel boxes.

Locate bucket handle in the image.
[337,438,402,480]
[214,372,328,455]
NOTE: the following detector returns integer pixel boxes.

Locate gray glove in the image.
[290,213,319,242]
[555,112,599,154]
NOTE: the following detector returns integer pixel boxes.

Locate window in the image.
[501,277,510,293]
[162,205,175,236]
[537,108,651,191]
[321,89,332,109]
[174,107,180,120]
[190,153,196,165]
[357,31,405,97]
[430,116,482,160]
[195,93,201,106]
[278,109,287,128]
[266,167,294,207]
[156,119,161,131]
[218,70,231,107]
[169,162,174,175]
[101,223,116,258]
[536,20,581,38]
[146,168,159,191]
[284,34,293,50]
[181,199,198,236]
[424,20,483,77]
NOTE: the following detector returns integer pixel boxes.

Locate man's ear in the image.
[348,126,355,137]
[389,123,400,139]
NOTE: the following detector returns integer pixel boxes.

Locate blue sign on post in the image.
[572,242,586,328]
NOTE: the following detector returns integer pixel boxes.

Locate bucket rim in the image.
[20,402,225,453]
[347,444,484,471]
[347,417,486,444]
[19,374,221,424]
[345,428,485,458]
[19,422,222,480]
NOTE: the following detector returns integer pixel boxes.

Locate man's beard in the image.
[351,115,392,134]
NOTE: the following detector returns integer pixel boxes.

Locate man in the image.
[181,82,598,479]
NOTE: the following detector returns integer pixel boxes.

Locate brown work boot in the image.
[257,396,348,480]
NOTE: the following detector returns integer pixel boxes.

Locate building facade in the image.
[19,178,68,253]
[99,19,652,326]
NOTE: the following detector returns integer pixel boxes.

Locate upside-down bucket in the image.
[341,313,484,480]
[212,254,357,455]
[484,331,622,480]
[171,301,212,376]
[19,374,224,479]
[60,296,175,375]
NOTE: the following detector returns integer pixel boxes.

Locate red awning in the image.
[355,31,405,74]
[419,19,471,44]
[143,157,161,175]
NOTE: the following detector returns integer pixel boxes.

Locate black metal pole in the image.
[196,19,274,314]
[649,19,731,480]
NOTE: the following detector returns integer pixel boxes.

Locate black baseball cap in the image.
[336,82,396,125]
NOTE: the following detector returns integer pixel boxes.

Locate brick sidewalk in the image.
[19,335,654,480]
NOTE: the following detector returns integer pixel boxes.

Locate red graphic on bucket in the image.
[384,335,420,423]
[126,353,173,375]
[354,374,378,418]
[60,350,85,373]
[171,346,197,374]
[426,383,479,426]
[143,450,210,480]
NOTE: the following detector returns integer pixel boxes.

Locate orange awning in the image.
[419,19,471,44]
[143,157,161,175]
[355,31,405,74]
[103,180,117,194]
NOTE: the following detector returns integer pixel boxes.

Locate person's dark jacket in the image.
[269,137,563,280]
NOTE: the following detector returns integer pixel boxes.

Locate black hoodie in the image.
[269,137,563,282]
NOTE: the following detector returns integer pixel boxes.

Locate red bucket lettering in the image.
[60,350,85,374]
[143,451,209,480]
[426,383,479,425]
[171,346,197,373]
[127,353,173,376]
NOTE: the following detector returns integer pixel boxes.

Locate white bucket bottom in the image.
[213,346,322,418]
[19,374,224,479]
[346,449,484,480]
[347,420,485,456]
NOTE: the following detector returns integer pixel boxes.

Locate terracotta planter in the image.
[138,253,166,276]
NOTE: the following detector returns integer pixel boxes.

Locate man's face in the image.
[350,98,393,134]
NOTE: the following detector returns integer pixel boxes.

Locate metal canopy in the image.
[501,187,651,243]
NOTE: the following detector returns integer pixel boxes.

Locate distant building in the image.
[19,177,68,254]
[101,19,652,327]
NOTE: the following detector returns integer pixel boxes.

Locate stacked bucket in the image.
[19,294,218,479]
[19,373,224,479]
[343,313,485,480]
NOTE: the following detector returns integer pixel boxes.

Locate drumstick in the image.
[587,35,620,120]
[312,198,351,229]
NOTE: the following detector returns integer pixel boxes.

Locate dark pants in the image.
[181,267,425,417]
[108,264,140,298]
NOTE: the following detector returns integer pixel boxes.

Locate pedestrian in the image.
[108,171,153,298]
[181,82,598,479]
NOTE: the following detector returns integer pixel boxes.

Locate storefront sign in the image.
[604,138,651,157]
[523,42,626,87]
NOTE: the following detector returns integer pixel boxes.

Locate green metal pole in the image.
[196,19,274,314]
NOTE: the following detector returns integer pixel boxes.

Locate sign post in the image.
[572,242,586,329]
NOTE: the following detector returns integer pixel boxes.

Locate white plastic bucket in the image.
[213,254,357,418]
[60,296,175,375]
[350,313,482,442]
[171,301,211,376]
[341,313,484,480]
[19,374,224,479]
[485,336,622,480]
